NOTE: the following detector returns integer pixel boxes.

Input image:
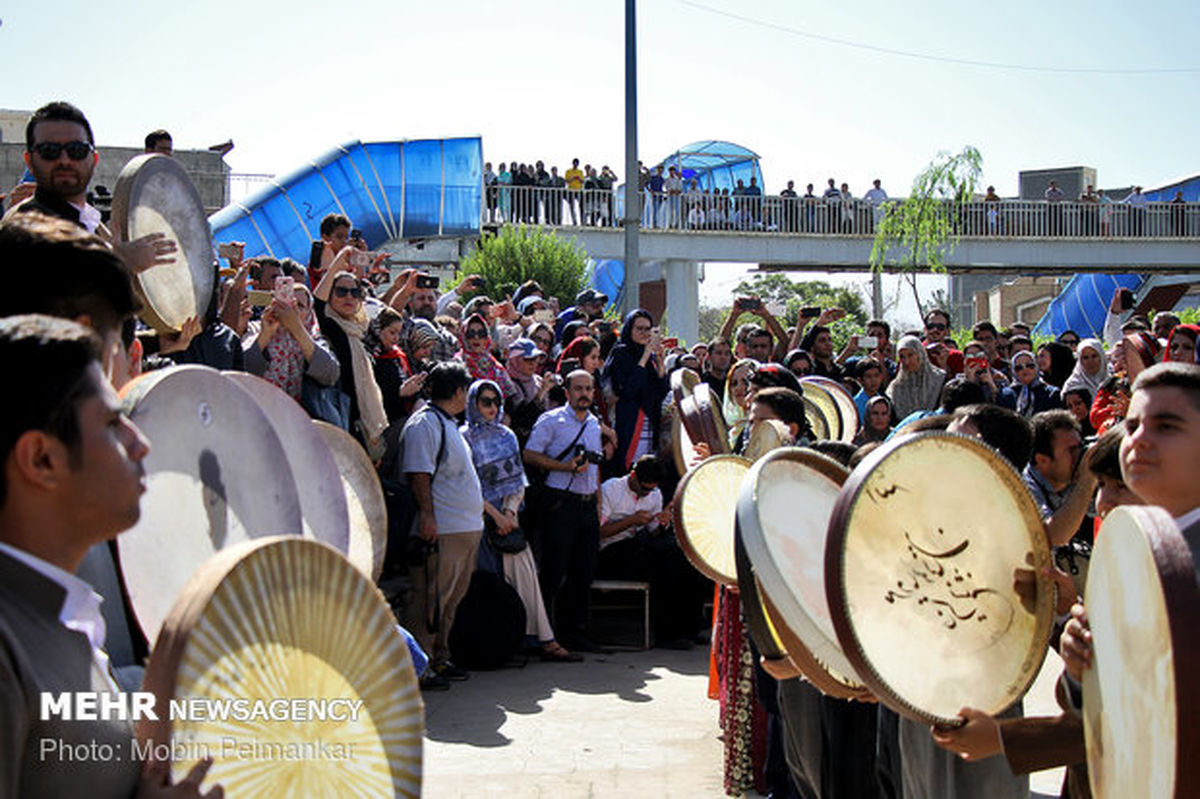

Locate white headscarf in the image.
[1061,338,1109,397]
[886,335,945,418]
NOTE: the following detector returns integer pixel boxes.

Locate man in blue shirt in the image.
[523,370,605,651]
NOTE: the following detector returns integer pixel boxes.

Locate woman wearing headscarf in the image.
[403,318,441,375]
[854,395,895,445]
[365,306,426,425]
[461,380,580,662]
[1010,349,1063,417]
[1061,338,1109,397]
[457,313,517,397]
[1036,341,1076,389]
[1165,323,1200,364]
[603,309,669,469]
[245,281,339,401]
[783,349,813,378]
[314,264,389,457]
[886,335,946,419]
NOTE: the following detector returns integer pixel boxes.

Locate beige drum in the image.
[803,376,859,443]
[139,537,423,797]
[672,455,750,585]
[313,421,389,582]
[799,380,844,441]
[826,432,1054,725]
[739,448,869,699]
[111,153,214,332]
[1083,505,1200,798]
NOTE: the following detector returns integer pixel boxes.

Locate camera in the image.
[573,445,604,465]
[415,274,440,290]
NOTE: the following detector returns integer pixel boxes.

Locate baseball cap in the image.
[508,338,545,359]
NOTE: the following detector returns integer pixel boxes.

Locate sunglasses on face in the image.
[478,395,500,408]
[31,140,93,160]
[1014,362,1036,372]
[332,285,364,299]
[925,322,948,331]
[465,329,488,340]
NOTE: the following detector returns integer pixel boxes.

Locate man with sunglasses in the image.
[8,101,176,275]
[922,308,964,377]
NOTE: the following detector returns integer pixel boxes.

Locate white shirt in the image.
[0,542,112,675]
[71,201,103,234]
[864,187,888,205]
[1174,506,1200,532]
[599,476,663,549]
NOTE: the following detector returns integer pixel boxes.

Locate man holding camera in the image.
[523,370,605,652]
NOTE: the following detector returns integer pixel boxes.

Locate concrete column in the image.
[663,258,700,346]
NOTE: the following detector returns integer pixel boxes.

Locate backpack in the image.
[378,407,448,578]
[448,570,527,670]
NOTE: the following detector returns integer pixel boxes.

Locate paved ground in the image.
[421,645,1067,798]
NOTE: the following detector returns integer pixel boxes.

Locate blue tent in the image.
[1033,273,1143,338]
[209,138,482,262]
[1143,174,1200,202]
[654,140,763,192]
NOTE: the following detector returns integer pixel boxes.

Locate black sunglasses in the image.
[925,322,948,331]
[1014,362,1036,371]
[32,140,93,161]
[332,285,364,299]
[465,329,488,340]
[477,395,500,408]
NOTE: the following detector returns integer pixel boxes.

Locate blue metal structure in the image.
[209,138,482,262]
[1033,273,1144,338]
[654,140,763,192]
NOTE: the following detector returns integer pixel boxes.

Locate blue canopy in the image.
[655,140,763,192]
[1033,273,1143,339]
[209,138,482,262]
[1143,174,1200,202]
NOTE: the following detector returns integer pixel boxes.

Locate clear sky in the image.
[4,0,1196,323]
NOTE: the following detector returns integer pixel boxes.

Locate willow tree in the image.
[870,146,983,315]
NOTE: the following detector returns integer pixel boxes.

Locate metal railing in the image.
[481,184,1200,239]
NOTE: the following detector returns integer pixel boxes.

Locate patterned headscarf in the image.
[458,313,517,396]
[460,380,527,507]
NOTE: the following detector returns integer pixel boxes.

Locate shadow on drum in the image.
[198,449,228,549]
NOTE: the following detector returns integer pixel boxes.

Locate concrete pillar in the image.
[663,258,700,346]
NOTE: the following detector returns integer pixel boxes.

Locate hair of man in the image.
[427,360,473,401]
[25,101,94,148]
[1030,409,1081,460]
[951,403,1034,470]
[0,213,137,335]
[0,315,102,507]
[319,213,352,237]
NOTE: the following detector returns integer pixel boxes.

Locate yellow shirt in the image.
[565,168,585,191]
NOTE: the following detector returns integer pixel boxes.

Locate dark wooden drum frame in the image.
[1083,504,1200,798]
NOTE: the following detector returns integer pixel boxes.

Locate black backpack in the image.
[448,570,527,670]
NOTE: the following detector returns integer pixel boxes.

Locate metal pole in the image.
[622,0,639,315]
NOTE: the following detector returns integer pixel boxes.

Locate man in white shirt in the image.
[0,314,218,797]
[864,178,888,233]
[597,456,705,649]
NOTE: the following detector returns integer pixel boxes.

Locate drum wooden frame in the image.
[802,376,859,443]
[738,447,869,699]
[798,380,844,442]
[672,454,750,584]
[1082,505,1200,798]
[825,432,1054,725]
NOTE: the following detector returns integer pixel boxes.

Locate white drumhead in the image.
[313,421,388,582]
[118,366,303,644]
[673,455,750,585]
[224,373,350,553]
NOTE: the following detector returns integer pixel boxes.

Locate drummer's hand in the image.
[692,441,712,460]
[931,707,1002,762]
[760,655,802,681]
[418,511,438,542]
[1061,602,1092,682]
[1012,565,1075,616]
[137,754,223,798]
[159,315,202,354]
[2,181,36,208]
[399,372,426,398]
[120,232,178,274]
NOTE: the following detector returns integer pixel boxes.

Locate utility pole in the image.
[622,0,639,315]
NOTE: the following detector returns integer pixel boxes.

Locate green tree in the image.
[704,274,869,349]
[457,225,589,304]
[871,146,982,315]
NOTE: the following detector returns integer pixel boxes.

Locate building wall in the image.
[1018,166,1098,202]
[974,276,1061,328]
[1,142,229,216]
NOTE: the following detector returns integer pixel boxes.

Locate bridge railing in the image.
[481,184,1200,239]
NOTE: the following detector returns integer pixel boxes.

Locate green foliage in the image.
[871,146,983,313]
[457,225,589,305]
[697,274,870,350]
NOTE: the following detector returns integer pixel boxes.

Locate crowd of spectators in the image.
[480,159,1197,238]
